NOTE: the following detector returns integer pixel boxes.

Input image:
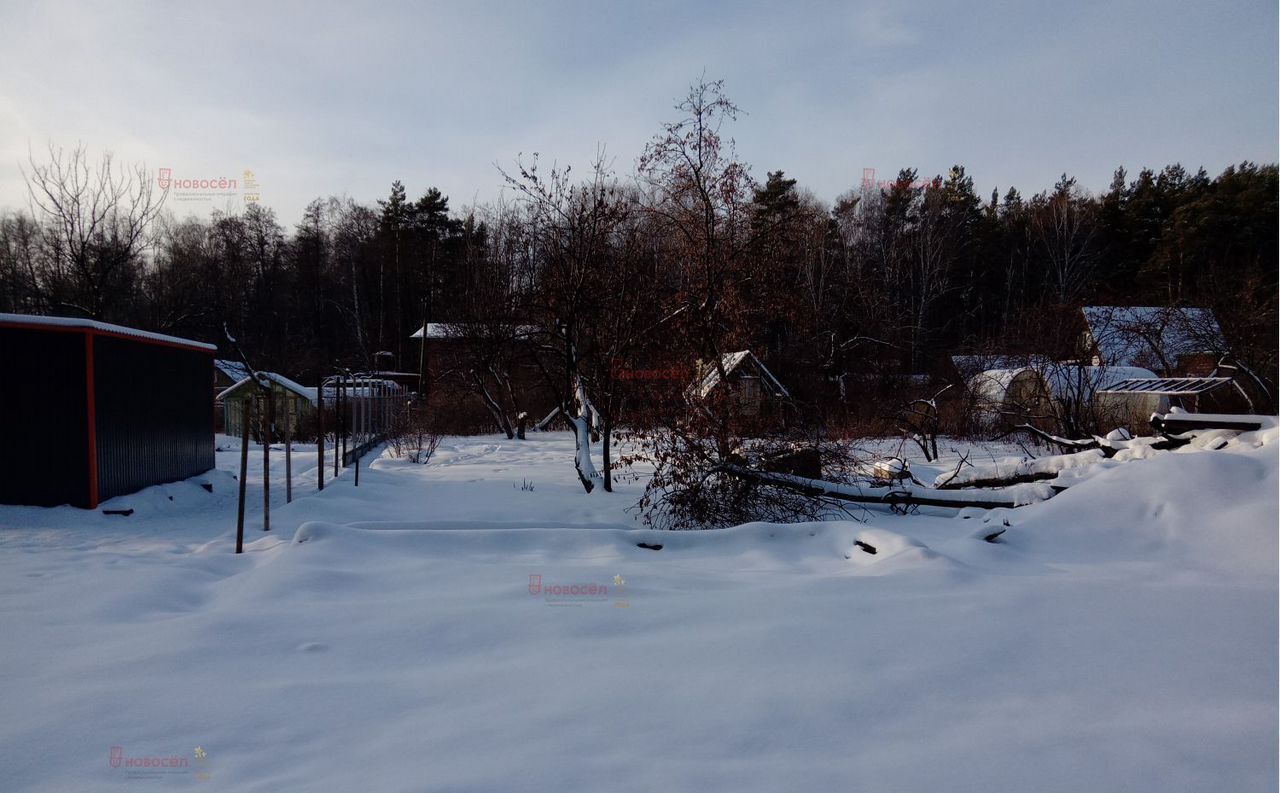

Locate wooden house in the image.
[688,350,791,418]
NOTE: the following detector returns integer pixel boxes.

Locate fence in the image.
[233,373,407,554]
[318,375,406,469]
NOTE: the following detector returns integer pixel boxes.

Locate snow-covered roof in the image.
[217,372,318,405]
[1081,306,1227,369]
[951,354,1048,378]
[690,350,790,400]
[410,323,449,340]
[0,312,216,352]
[410,323,539,340]
[214,359,250,382]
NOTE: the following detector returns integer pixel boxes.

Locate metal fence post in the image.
[262,392,272,531]
[235,398,251,554]
[317,388,325,491]
[285,396,293,504]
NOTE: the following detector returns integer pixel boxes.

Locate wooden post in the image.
[285,396,293,504]
[317,389,325,491]
[235,398,251,554]
[334,380,341,478]
[263,391,272,532]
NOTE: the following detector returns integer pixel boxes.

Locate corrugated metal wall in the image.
[0,326,90,507]
[93,335,215,502]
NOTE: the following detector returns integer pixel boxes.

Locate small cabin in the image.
[688,350,790,418]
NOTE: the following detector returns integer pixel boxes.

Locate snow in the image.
[0,312,217,351]
[409,322,539,340]
[951,353,1050,379]
[733,466,1056,508]
[217,371,319,404]
[933,448,1106,488]
[1154,412,1277,426]
[0,431,1275,791]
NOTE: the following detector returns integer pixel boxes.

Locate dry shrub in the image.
[386,407,443,464]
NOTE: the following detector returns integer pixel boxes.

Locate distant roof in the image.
[1096,377,1232,396]
[214,359,251,382]
[1081,306,1227,369]
[0,312,216,352]
[410,322,539,340]
[690,350,790,400]
[952,354,1050,378]
[217,372,318,404]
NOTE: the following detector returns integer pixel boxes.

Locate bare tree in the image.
[635,76,756,454]
[23,143,166,319]
[500,152,635,492]
[0,211,46,313]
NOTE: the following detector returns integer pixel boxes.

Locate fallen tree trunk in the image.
[532,406,564,432]
[935,448,1106,490]
[718,465,1053,510]
[1000,423,1194,457]
[936,469,1066,490]
[997,423,1100,454]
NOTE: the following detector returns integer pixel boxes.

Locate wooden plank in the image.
[1151,414,1264,433]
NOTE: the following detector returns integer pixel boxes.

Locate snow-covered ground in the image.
[0,431,1276,791]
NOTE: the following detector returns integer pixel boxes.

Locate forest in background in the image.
[1,80,1275,427]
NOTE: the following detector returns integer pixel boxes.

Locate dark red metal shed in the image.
[0,314,216,508]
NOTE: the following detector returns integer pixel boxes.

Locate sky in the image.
[0,0,1276,226]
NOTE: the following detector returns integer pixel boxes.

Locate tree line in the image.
[2,79,1275,430]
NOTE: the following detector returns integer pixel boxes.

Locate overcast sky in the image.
[1,0,1275,226]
